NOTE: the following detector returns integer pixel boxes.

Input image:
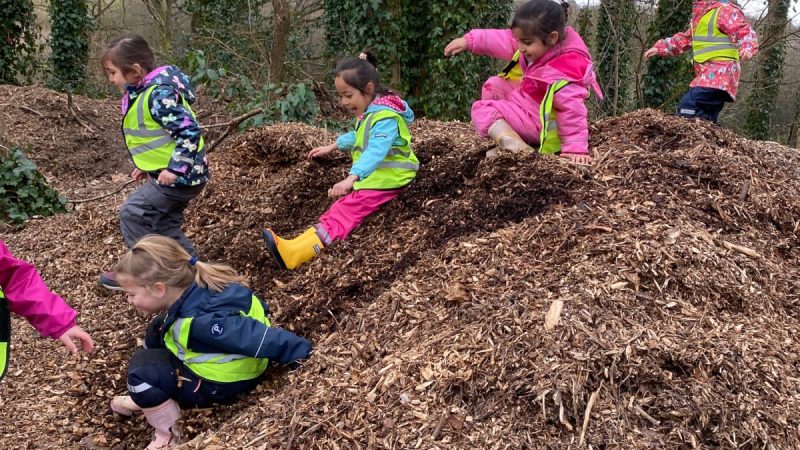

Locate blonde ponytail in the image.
[114,235,248,291]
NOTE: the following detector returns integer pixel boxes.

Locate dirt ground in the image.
[1,86,799,449]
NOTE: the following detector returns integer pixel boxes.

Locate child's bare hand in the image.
[131,169,148,181]
[157,170,178,185]
[58,325,94,354]
[643,47,659,60]
[444,37,468,57]
[560,153,591,166]
[328,176,358,198]
[309,144,337,159]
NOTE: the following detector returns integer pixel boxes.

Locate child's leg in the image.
[125,349,182,409]
[316,189,403,244]
[481,76,518,101]
[119,180,204,254]
[677,87,731,123]
[471,99,540,144]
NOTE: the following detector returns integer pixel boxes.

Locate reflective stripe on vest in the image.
[692,8,739,63]
[498,50,524,81]
[351,109,419,190]
[163,294,270,382]
[0,288,9,382]
[538,80,570,155]
[122,85,205,172]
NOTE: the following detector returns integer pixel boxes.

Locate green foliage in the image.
[49,0,91,93]
[641,0,693,110]
[323,0,512,120]
[0,0,39,84]
[596,0,636,115]
[744,0,791,140]
[0,148,66,225]
[184,0,270,81]
[187,50,320,127]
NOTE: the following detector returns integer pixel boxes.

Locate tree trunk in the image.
[743,0,790,140]
[269,0,293,84]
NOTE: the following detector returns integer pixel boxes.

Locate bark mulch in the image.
[1,109,799,449]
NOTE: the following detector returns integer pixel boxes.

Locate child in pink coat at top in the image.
[0,240,93,382]
[644,0,758,123]
[444,0,602,164]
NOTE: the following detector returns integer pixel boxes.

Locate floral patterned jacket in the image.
[122,65,209,186]
[652,0,758,100]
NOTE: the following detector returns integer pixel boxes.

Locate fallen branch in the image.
[205,108,263,153]
[721,240,763,259]
[68,180,136,204]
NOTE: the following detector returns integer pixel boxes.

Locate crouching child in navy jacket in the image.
[109,235,312,449]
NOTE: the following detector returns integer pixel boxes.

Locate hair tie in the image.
[359,52,368,60]
[189,255,198,266]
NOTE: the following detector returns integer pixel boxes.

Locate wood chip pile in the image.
[1,108,799,449]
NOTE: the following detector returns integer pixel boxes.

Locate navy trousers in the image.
[676,87,732,123]
[126,314,260,408]
[119,179,204,255]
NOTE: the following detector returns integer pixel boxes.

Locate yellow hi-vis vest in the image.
[498,50,524,81]
[164,294,271,383]
[538,80,571,155]
[692,7,740,63]
[122,85,205,172]
[0,288,9,382]
[351,109,419,190]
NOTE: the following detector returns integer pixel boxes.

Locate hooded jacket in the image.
[465,27,602,155]
[122,65,209,187]
[651,0,758,100]
[335,95,415,182]
[0,240,77,340]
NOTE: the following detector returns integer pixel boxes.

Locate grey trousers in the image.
[120,180,205,255]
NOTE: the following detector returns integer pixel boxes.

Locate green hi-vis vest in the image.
[164,294,270,383]
[0,288,10,382]
[122,85,205,172]
[498,50,524,81]
[692,7,739,63]
[538,80,571,155]
[351,109,419,191]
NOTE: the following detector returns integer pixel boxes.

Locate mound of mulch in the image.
[1,110,799,449]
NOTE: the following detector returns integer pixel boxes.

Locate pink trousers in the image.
[315,189,402,244]
[471,76,541,144]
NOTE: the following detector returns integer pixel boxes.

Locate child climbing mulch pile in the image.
[1,109,799,448]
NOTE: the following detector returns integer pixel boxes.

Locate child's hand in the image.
[643,47,659,60]
[560,153,591,166]
[328,175,358,198]
[444,37,468,57]
[309,143,337,159]
[131,168,148,181]
[157,170,178,185]
[58,325,94,354]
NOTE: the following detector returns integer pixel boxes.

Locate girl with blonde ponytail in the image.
[110,235,312,449]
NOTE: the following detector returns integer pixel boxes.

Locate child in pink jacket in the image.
[644,0,758,122]
[0,240,93,382]
[444,0,602,164]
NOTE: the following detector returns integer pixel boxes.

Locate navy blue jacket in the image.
[158,283,312,366]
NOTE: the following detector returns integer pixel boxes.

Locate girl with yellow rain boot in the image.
[263,49,418,270]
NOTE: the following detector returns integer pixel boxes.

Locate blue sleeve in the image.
[348,118,398,180]
[188,313,312,365]
[335,131,356,151]
[148,86,203,177]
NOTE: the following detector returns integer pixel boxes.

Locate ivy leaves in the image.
[0,148,66,225]
[0,0,40,84]
[48,0,91,93]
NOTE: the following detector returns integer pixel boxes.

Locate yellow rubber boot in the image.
[488,119,534,154]
[263,227,324,270]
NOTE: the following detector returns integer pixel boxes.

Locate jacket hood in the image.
[140,65,197,104]
[366,96,414,125]
[693,1,737,17]
[526,27,603,99]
